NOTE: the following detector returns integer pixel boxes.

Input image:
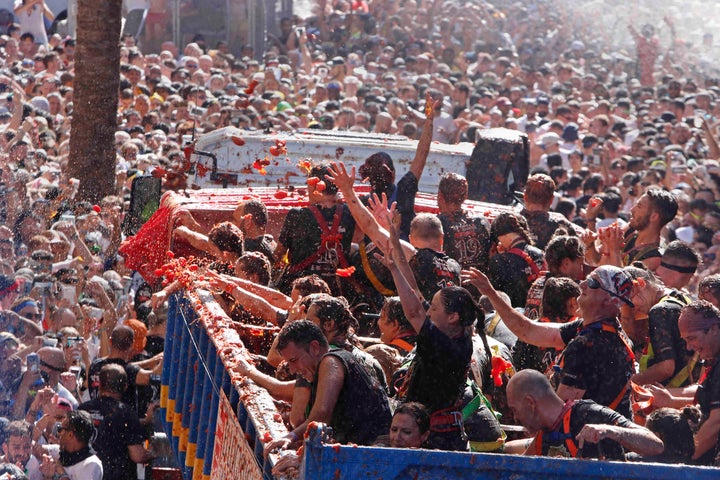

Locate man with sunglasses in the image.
[14,347,78,420]
[465,265,636,419]
[39,410,102,480]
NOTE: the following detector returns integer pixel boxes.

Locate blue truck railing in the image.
[162,287,719,480]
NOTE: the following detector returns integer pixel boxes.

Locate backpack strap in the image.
[289,205,349,273]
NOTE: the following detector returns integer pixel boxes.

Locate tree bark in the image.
[68,0,123,203]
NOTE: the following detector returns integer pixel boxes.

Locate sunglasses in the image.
[587,277,634,307]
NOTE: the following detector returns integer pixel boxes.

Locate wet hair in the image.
[439,286,483,328]
[277,319,329,351]
[308,294,358,335]
[541,277,580,321]
[645,187,678,227]
[662,240,700,267]
[65,410,95,445]
[624,263,659,286]
[645,406,701,462]
[394,402,430,434]
[409,213,443,241]
[490,211,533,245]
[291,274,331,297]
[438,173,468,205]
[309,164,338,195]
[524,173,556,205]
[110,325,135,352]
[4,420,32,440]
[236,251,271,286]
[699,274,720,304]
[681,300,720,327]
[381,296,413,332]
[544,235,585,273]
[99,364,127,394]
[242,199,268,227]
[208,221,244,255]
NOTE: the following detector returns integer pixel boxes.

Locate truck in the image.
[185,126,529,205]
[120,188,719,480]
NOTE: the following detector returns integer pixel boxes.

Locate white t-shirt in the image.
[47,444,104,480]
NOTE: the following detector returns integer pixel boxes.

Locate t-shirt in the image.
[46,445,103,480]
[409,248,461,302]
[535,399,633,460]
[319,347,392,445]
[79,396,147,480]
[278,203,355,296]
[695,357,720,464]
[488,242,546,308]
[557,318,634,419]
[397,318,472,412]
[622,230,662,266]
[520,208,581,251]
[244,234,276,264]
[438,210,492,272]
[87,357,141,413]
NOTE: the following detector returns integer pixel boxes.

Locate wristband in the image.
[287,431,299,442]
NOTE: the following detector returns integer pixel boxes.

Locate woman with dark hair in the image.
[633,406,700,463]
[377,296,416,355]
[389,402,431,448]
[487,211,546,308]
[380,216,477,451]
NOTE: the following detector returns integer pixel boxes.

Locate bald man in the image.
[506,369,662,460]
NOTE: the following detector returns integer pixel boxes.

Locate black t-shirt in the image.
[409,248,462,302]
[397,318,472,412]
[438,210,492,272]
[88,357,141,413]
[488,242,546,308]
[536,399,633,460]
[244,234,276,264]
[646,294,698,386]
[320,347,392,445]
[557,318,634,419]
[695,358,720,464]
[520,208,581,251]
[79,396,147,480]
[622,229,662,265]
[278,203,355,295]
[395,171,419,240]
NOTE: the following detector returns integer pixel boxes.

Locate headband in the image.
[11,299,38,313]
[660,261,697,274]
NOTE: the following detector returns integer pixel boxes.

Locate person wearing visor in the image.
[465,265,636,418]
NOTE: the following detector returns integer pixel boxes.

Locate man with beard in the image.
[589,188,677,271]
[621,188,677,271]
[0,420,40,478]
[39,410,103,480]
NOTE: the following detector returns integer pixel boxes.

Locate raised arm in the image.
[327,162,415,259]
[408,95,440,181]
[462,268,566,350]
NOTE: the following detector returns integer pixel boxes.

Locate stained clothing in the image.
[695,357,720,464]
[244,234,276,264]
[642,292,699,387]
[488,242,546,308]
[88,358,141,413]
[79,396,147,480]
[278,203,355,296]
[520,208,581,251]
[438,210,492,272]
[558,318,634,419]
[534,400,633,460]
[622,230,662,266]
[409,248,461,302]
[396,318,473,413]
[315,347,391,445]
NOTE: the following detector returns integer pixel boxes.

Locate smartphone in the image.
[27,353,40,373]
[88,307,104,321]
[69,365,81,381]
[592,147,602,166]
[34,281,52,296]
[60,284,76,303]
[60,213,75,224]
[672,165,687,174]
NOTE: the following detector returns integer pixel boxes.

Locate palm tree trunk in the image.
[68,0,123,203]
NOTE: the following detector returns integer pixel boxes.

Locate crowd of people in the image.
[0,0,720,478]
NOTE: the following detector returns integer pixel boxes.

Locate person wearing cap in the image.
[466,265,636,418]
[0,275,19,310]
[646,301,720,464]
[506,369,663,459]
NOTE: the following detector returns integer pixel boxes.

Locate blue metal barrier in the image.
[160,289,289,480]
[300,423,719,480]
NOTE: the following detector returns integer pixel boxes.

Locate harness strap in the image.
[389,337,414,355]
[507,247,546,283]
[289,205,349,273]
[535,401,578,457]
[359,240,396,296]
